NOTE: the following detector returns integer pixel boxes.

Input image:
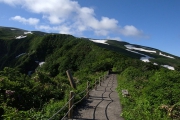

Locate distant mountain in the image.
[90,39,180,70]
[0,26,48,40]
[0,26,180,74]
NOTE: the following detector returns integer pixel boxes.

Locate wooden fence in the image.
[48,72,109,120]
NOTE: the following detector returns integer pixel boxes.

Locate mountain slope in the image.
[90,39,180,70]
[0,26,180,72]
[0,26,180,119]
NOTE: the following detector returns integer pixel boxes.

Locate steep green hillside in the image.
[0,26,26,40]
[0,27,141,119]
[0,26,180,119]
[98,40,180,70]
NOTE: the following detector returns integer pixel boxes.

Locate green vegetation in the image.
[104,40,180,69]
[117,66,180,119]
[0,30,126,119]
[0,26,180,119]
[0,67,105,119]
[0,27,25,40]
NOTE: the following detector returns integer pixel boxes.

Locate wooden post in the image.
[66,70,76,89]
[102,76,104,83]
[99,77,101,86]
[68,91,74,119]
[86,81,89,99]
[95,79,97,90]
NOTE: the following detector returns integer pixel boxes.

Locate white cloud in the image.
[107,36,122,41]
[95,30,109,36]
[35,25,52,31]
[36,25,74,34]
[11,16,39,25]
[58,25,74,34]
[1,0,147,38]
[120,25,143,37]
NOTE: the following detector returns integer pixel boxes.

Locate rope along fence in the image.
[48,72,110,120]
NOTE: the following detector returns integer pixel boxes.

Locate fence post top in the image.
[70,91,74,96]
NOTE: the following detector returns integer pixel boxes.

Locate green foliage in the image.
[1,26,180,119]
[117,66,180,120]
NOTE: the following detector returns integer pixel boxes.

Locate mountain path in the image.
[73,74,124,120]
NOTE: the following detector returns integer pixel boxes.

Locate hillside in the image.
[91,39,180,70]
[0,26,180,119]
[0,26,180,72]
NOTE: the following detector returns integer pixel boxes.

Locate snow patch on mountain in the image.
[127,48,175,70]
[153,63,158,65]
[16,53,26,58]
[39,62,45,66]
[126,49,146,56]
[159,52,175,59]
[24,31,33,34]
[140,57,150,62]
[161,65,175,70]
[126,49,153,62]
[91,39,109,45]
[16,35,27,39]
[125,45,156,53]
[125,44,176,70]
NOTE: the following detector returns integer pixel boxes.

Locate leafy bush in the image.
[117,66,180,120]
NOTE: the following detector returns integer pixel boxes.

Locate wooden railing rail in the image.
[48,72,109,120]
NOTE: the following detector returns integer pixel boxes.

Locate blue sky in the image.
[0,0,180,57]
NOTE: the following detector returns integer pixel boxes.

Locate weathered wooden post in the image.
[86,81,89,99]
[95,79,97,90]
[68,91,74,119]
[66,70,76,89]
[107,70,109,75]
[99,77,101,86]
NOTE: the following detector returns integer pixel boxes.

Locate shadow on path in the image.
[73,74,124,120]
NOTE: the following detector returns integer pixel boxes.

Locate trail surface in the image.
[73,74,124,120]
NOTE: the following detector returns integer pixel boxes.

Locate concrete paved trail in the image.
[73,74,124,120]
